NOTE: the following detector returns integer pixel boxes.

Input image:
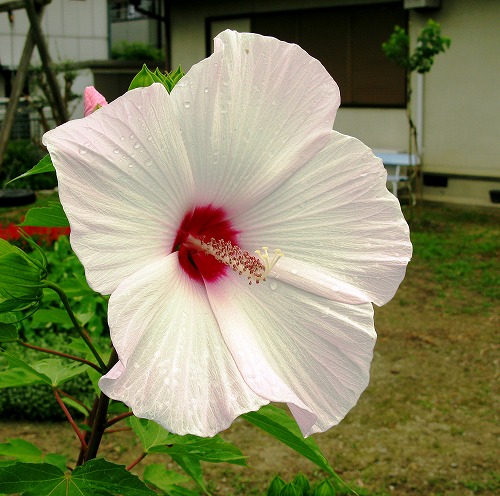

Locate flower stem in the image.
[53,388,87,449]
[106,411,134,428]
[81,348,119,464]
[43,280,107,370]
[58,389,92,415]
[126,452,147,471]
[17,339,101,372]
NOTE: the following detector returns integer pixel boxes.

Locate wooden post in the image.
[0,13,39,172]
[24,0,68,124]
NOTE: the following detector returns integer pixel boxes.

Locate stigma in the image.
[185,235,283,284]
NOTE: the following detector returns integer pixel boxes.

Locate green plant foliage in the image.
[1,141,55,190]
[29,60,82,126]
[129,64,185,93]
[7,154,55,186]
[142,464,196,495]
[242,405,341,482]
[0,238,46,314]
[0,458,156,495]
[267,475,287,496]
[382,19,451,74]
[292,473,311,495]
[112,41,165,61]
[20,202,69,228]
[0,438,67,470]
[313,479,337,496]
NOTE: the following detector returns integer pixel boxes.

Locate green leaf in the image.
[0,353,87,388]
[267,475,286,496]
[0,439,42,463]
[143,464,191,493]
[61,396,90,417]
[0,322,18,342]
[6,154,54,185]
[292,473,310,496]
[242,405,339,479]
[19,202,69,228]
[0,352,50,388]
[280,483,301,496]
[0,439,67,472]
[31,307,73,327]
[0,459,156,495]
[168,454,206,494]
[0,240,45,313]
[129,64,160,90]
[156,435,246,466]
[313,479,337,496]
[129,417,171,452]
[0,462,65,495]
[129,418,246,465]
[32,359,88,387]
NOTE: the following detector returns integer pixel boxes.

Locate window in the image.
[209,3,407,107]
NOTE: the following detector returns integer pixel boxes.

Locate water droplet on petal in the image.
[270,282,278,291]
[78,148,87,155]
[133,142,140,149]
[184,101,191,108]
[204,87,209,93]
[291,268,298,275]
[113,149,119,154]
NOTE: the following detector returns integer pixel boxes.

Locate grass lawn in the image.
[0,198,498,495]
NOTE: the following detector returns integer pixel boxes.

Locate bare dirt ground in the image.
[1,204,499,495]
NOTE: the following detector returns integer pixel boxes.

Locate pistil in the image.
[185,235,282,284]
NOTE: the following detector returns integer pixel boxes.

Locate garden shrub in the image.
[111,40,164,61]
[0,333,100,421]
[1,140,57,190]
[0,236,109,420]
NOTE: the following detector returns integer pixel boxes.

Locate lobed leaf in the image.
[0,459,156,495]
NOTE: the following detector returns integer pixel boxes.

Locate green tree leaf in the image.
[0,459,157,495]
[19,202,69,228]
[6,154,54,185]
[242,405,339,479]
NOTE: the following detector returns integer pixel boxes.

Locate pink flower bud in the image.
[83,86,108,117]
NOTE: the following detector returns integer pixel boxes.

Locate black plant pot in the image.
[0,189,37,207]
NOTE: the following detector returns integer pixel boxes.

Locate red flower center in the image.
[172,205,239,282]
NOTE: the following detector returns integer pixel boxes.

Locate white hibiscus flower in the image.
[43,30,412,437]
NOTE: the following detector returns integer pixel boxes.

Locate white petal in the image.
[236,132,412,306]
[171,30,340,212]
[206,272,376,436]
[43,84,194,294]
[99,255,267,437]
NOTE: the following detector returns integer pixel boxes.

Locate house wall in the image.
[0,0,108,67]
[170,0,500,207]
[410,0,500,206]
[0,0,109,117]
